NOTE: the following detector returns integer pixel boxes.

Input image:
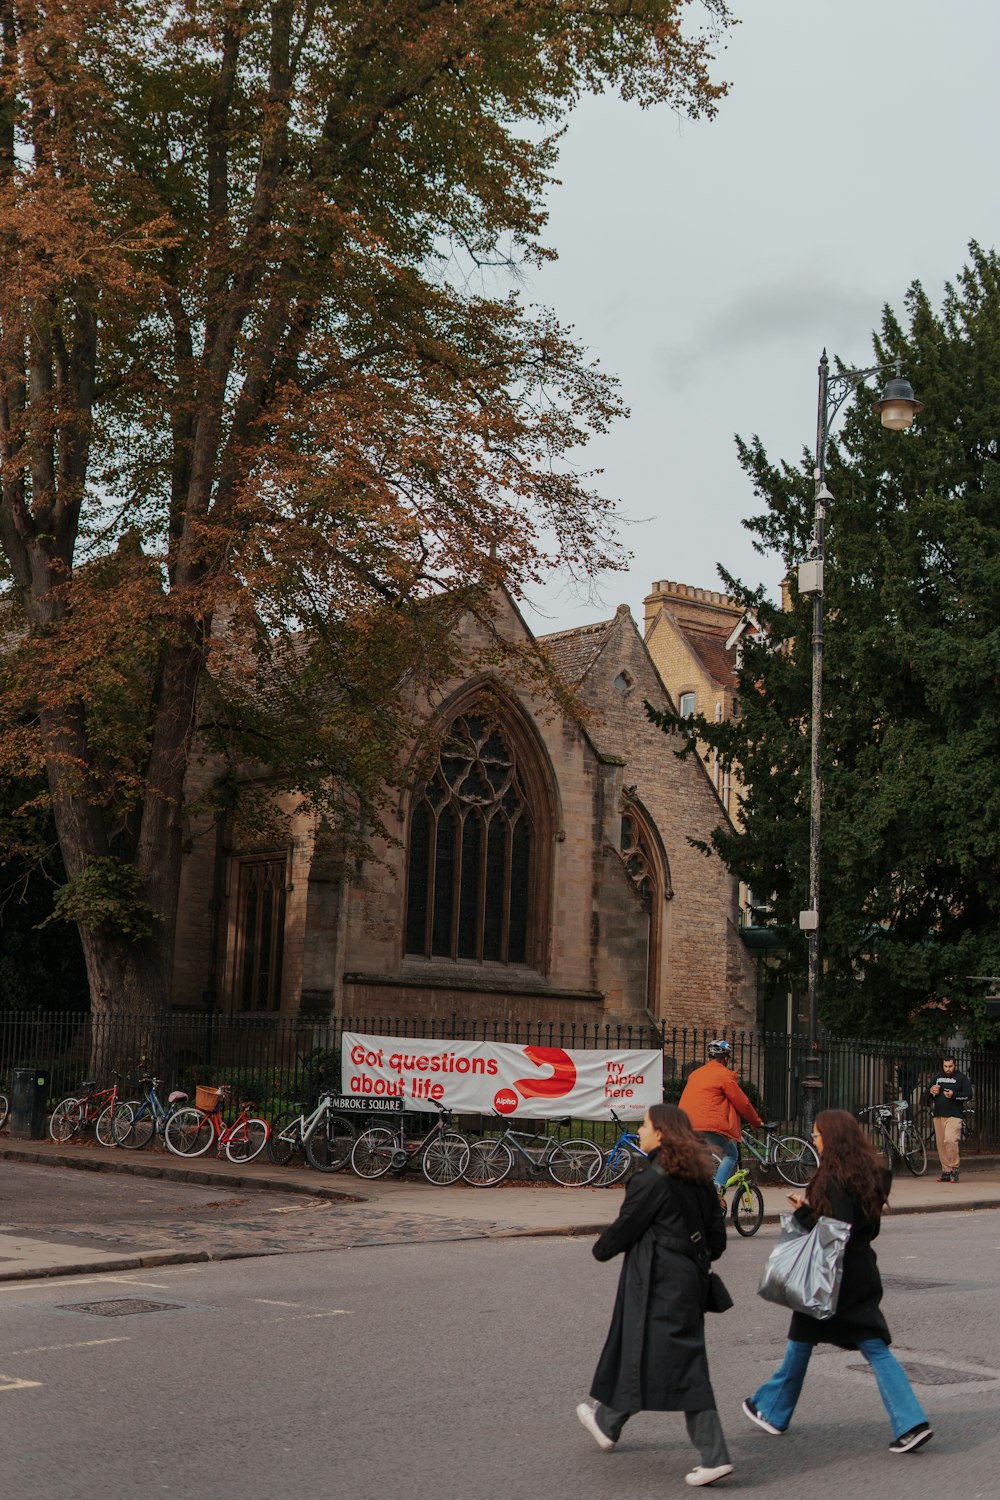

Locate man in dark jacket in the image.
[927,1055,973,1182]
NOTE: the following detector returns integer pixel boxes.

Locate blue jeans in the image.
[702,1132,739,1190]
[752,1339,928,1440]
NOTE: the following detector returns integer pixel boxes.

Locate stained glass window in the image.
[405,711,533,963]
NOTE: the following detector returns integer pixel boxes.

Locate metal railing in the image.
[0,1011,996,1148]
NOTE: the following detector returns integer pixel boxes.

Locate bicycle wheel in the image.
[164,1107,215,1157]
[95,1100,130,1147]
[49,1097,83,1143]
[547,1137,603,1187]
[114,1102,155,1149]
[225,1117,269,1164]
[899,1125,928,1176]
[421,1131,470,1185]
[731,1181,764,1236]
[0,1093,9,1130]
[304,1112,356,1173]
[772,1134,819,1187]
[350,1126,397,1179]
[594,1143,636,1188]
[267,1110,303,1166]
[462,1137,515,1186]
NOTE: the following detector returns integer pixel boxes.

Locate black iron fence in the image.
[0,1010,996,1148]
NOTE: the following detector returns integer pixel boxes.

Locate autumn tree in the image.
[0,1,732,1016]
[656,244,1000,1040]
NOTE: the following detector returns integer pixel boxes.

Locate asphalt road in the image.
[0,1205,995,1500]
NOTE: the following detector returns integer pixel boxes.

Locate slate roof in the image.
[536,616,617,686]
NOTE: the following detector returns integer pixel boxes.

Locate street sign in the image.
[326,1093,403,1115]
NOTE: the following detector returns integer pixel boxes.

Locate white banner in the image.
[341,1032,662,1120]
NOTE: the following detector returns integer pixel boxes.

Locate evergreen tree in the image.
[652,243,1000,1040]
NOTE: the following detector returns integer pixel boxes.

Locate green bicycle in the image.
[719,1158,764,1236]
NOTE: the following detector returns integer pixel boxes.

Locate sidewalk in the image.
[1,1136,998,1284]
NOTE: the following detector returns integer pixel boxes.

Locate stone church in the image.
[171,592,758,1032]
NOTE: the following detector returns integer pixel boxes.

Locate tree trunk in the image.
[76,927,172,1083]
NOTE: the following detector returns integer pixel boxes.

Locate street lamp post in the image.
[796,350,922,1128]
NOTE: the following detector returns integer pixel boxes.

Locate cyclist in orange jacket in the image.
[679,1040,763,1192]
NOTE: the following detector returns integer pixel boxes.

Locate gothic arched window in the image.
[405,711,534,963]
[620,812,655,912]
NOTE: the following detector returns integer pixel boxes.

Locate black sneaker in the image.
[951,1171,961,1182]
[889,1423,933,1454]
[742,1397,784,1436]
[936,1172,953,1182]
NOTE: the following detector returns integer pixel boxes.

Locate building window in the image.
[620,812,655,911]
[405,711,533,963]
[678,691,696,718]
[613,670,634,697]
[234,857,287,1011]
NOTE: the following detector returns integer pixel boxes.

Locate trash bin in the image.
[10,1068,50,1140]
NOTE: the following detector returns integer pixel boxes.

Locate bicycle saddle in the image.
[79,1080,96,1091]
[761,1121,780,1131]
[168,1090,188,1104]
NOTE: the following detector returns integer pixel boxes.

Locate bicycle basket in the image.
[195,1085,225,1111]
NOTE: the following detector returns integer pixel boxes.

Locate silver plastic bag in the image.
[757,1213,852,1320]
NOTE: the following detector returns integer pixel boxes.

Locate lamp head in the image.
[873,375,922,430]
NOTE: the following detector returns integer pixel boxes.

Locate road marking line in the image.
[13,1338,129,1355]
[298,1310,351,1319]
[252,1299,299,1307]
[103,1277,171,1289]
[0,1373,43,1390]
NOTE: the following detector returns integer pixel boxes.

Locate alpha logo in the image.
[511,1046,577,1101]
[493,1088,519,1114]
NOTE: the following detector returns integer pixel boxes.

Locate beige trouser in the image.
[933,1116,963,1173]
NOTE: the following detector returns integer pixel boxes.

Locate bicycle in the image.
[721,1158,764,1236]
[267,1093,357,1173]
[0,1092,8,1131]
[111,1076,190,1149]
[739,1121,819,1186]
[595,1109,646,1187]
[163,1085,269,1164]
[858,1101,928,1176]
[49,1074,131,1147]
[461,1114,603,1187]
[351,1100,471,1185]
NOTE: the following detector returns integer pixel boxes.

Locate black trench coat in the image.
[589,1160,727,1414]
[787,1176,891,1350]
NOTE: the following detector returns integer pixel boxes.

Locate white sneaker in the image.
[686,1463,734,1487]
[575,1401,615,1452]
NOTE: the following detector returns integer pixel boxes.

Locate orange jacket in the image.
[679,1059,763,1141]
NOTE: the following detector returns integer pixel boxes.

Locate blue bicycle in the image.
[112,1076,190,1150]
[595,1109,646,1187]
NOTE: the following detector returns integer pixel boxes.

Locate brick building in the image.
[643,578,761,827]
[171,592,757,1031]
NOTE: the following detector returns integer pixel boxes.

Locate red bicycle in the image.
[49,1073,131,1147]
[163,1084,269,1163]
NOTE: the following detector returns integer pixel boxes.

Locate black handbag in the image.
[704,1270,735,1314]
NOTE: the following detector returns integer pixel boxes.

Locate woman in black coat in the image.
[744,1108,932,1455]
[577,1103,733,1489]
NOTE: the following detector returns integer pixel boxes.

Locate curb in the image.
[0,1143,362,1203]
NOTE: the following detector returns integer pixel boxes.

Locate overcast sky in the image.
[517,0,999,636]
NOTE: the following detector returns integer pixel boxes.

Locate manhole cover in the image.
[57,1299,183,1317]
[848,1360,992,1386]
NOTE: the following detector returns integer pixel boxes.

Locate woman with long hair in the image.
[577,1103,733,1488]
[743,1108,932,1454]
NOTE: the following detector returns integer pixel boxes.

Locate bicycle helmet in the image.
[706,1039,732,1061]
